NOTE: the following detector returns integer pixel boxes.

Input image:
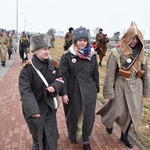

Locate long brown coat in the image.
[0,34,9,61]
[96,22,150,133]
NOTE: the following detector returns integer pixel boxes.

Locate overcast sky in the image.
[1,0,150,39]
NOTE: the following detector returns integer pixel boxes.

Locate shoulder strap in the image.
[142,50,148,64]
[29,60,49,87]
[112,47,121,68]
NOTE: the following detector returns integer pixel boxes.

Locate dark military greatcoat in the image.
[59,49,99,143]
[19,55,63,149]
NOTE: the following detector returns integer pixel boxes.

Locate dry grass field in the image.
[50,37,150,149]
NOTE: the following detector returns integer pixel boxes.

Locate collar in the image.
[31,55,55,71]
[68,44,77,56]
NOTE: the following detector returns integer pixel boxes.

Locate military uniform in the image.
[64,27,73,50]
[96,22,150,148]
[95,30,104,45]
[19,34,64,150]
[0,29,9,66]
[19,36,30,63]
[50,35,55,48]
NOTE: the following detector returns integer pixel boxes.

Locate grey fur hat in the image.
[30,34,48,52]
[72,27,90,43]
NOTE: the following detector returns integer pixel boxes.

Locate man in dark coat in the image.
[19,34,64,150]
[19,32,30,63]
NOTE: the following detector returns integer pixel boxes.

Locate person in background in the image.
[0,28,9,67]
[7,31,13,59]
[19,34,64,150]
[50,35,55,48]
[26,34,31,53]
[59,27,99,150]
[11,30,18,53]
[63,27,74,50]
[96,22,150,148]
[95,28,104,45]
[19,32,30,63]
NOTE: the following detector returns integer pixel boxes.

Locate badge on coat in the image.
[127,58,132,63]
[72,58,76,63]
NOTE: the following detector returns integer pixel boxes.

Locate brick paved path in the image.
[0,53,143,150]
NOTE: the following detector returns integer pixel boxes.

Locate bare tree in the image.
[47,28,56,36]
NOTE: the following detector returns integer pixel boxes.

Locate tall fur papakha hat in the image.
[30,34,48,52]
[72,27,90,43]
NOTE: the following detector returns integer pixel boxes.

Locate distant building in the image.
[56,31,65,37]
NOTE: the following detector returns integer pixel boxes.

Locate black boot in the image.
[2,61,5,67]
[121,132,133,148]
[121,120,133,148]
[9,53,11,59]
[68,137,78,144]
[83,143,92,150]
[32,140,39,150]
[106,127,113,134]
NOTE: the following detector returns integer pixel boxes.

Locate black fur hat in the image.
[72,27,90,43]
[30,34,48,52]
[69,27,73,31]
[99,28,103,31]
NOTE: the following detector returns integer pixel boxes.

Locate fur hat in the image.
[30,34,48,52]
[72,27,90,43]
[69,27,73,31]
[99,28,103,31]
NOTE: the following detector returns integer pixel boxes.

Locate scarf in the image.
[68,44,96,60]
[78,45,91,57]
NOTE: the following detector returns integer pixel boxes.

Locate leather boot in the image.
[106,127,113,134]
[121,121,133,148]
[83,143,92,150]
[2,61,5,67]
[1,61,3,66]
[121,132,133,148]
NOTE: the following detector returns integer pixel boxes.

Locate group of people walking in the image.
[18,21,150,150]
[0,28,17,67]
[0,28,32,67]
